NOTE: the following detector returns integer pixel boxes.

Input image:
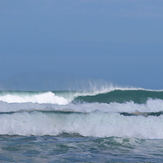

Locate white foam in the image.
[59,98,163,113]
[0,98,163,114]
[1,112,163,139]
[0,92,69,105]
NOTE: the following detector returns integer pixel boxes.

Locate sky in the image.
[0,0,163,90]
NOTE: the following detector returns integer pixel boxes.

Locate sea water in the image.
[0,87,163,162]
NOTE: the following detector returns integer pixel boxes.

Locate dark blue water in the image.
[1,135,163,162]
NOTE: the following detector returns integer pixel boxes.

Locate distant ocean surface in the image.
[1,86,163,162]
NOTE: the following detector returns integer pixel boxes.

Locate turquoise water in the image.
[1,87,163,162]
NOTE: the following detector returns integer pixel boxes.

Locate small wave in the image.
[1,97,163,114]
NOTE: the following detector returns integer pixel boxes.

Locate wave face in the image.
[73,90,163,104]
[1,88,163,138]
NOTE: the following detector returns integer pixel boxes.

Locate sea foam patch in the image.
[0,112,163,139]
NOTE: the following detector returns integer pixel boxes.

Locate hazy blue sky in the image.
[0,0,163,90]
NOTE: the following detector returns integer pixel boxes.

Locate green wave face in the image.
[73,90,163,104]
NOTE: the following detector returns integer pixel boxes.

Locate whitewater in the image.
[1,86,163,162]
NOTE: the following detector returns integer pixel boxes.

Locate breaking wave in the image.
[0,87,163,138]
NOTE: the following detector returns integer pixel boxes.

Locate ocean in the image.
[1,86,163,162]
